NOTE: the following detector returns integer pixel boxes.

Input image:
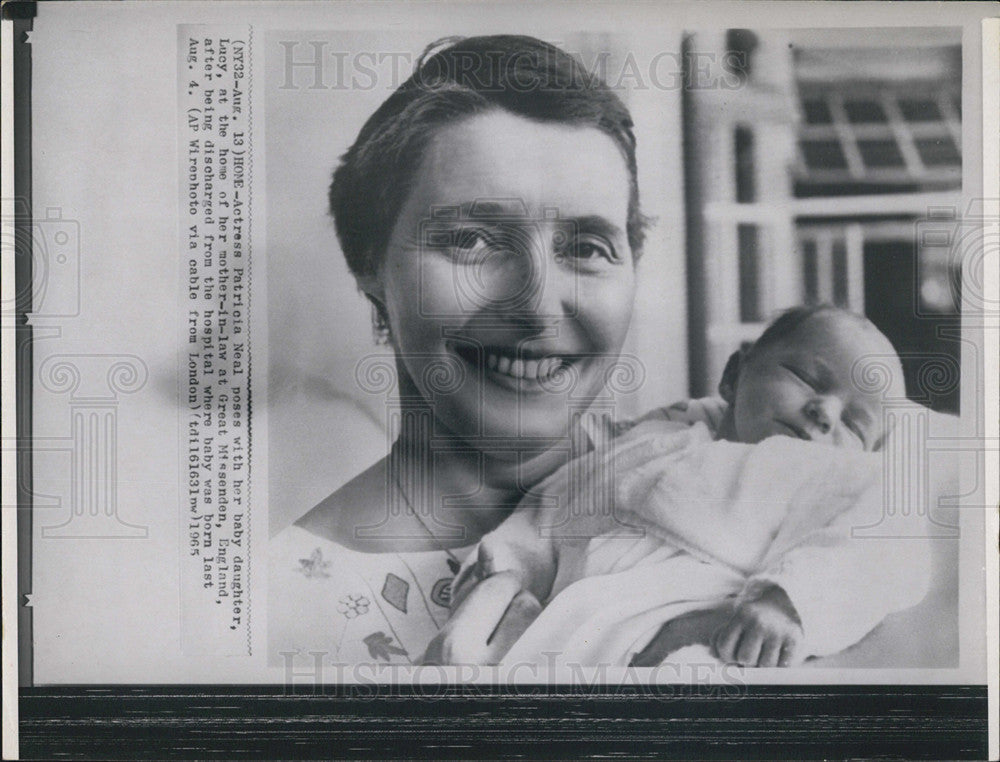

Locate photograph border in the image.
[16,685,991,760]
[4,2,997,759]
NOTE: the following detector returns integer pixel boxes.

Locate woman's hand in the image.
[449,541,496,614]
[421,571,542,665]
[449,537,540,613]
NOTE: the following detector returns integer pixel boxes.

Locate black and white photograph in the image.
[3,1,997,758]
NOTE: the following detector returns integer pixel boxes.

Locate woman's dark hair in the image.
[329,35,647,282]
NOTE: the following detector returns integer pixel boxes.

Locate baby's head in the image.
[718,305,906,451]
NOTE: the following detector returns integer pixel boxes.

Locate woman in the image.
[269,34,649,667]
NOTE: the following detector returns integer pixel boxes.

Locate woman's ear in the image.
[356,271,384,305]
[357,271,391,324]
[718,348,745,404]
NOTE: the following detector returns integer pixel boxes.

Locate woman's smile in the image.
[448,340,585,392]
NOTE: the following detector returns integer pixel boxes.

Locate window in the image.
[793,43,961,196]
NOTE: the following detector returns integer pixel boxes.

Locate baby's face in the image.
[732,313,905,451]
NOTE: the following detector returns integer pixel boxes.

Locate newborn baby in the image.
[451,305,931,668]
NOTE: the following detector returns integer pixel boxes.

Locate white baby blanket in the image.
[481,421,932,667]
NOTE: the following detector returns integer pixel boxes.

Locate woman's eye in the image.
[565,234,619,264]
[444,226,513,263]
[452,227,493,252]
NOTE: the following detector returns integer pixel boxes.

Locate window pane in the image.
[800,139,848,170]
[898,98,943,122]
[802,239,818,303]
[915,137,961,167]
[857,138,905,168]
[832,239,848,305]
[802,99,833,124]
[844,100,887,123]
[738,224,761,323]
[918,260,959,314]
[734,126,756,203]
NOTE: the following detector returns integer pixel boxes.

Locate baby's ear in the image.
[718,349,745,404]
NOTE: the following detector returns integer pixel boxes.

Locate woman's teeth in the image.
[485,352,564,380]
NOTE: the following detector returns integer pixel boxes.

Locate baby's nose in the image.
[804,396,841,435]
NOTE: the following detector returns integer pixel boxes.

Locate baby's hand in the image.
[711,583,803,667]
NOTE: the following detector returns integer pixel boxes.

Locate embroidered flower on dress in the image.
[430,578,452,608]
[298,548,331,578]
[363,631,408,661]
[380,573,409,613]
[337,594,371,619]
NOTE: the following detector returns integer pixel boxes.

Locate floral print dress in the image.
[269,525,473,667]
[267,409,662,669]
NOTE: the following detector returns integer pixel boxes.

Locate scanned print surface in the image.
[6,3,996,711]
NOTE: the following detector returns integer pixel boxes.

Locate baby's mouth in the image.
[776,420,812,441]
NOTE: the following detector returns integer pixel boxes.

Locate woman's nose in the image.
[803,396,842,435]
[501,227,575,323]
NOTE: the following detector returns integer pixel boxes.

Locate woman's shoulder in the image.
[292,457,391,551]
[269,523,385,589]
[292,455,478,554]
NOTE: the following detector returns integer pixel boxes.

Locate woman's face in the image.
[372,110,637,444]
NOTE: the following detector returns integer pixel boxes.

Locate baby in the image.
[451,305,929,668]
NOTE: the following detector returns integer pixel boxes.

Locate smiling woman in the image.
[374,111,637,442]
[268,35,649,667]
